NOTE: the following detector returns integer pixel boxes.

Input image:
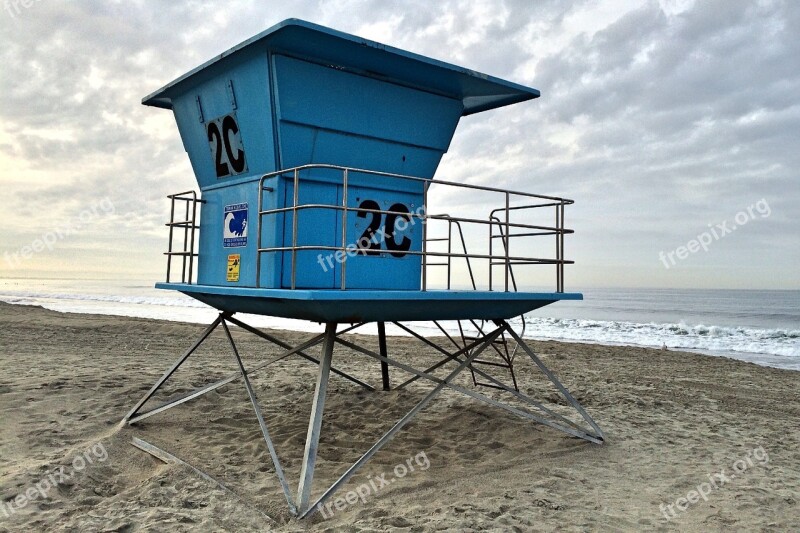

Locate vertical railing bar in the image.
[555,204,560,293]
[291,168,299,290]
[422,181,428,291]
[166,195,175,283]
[504,192,510,292]
[256,175,264,288]
[488,215,493,291]
[340,169,348,290]
[188,192,198,285]
[181,198,189,282]
[447,219,452,290]
[560,202,565,293]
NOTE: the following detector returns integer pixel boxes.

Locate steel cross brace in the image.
[332,320,603,445]
[122,314,604,521]
[122,313,371,514]
[123,316,372,425]
[390,321,598,439]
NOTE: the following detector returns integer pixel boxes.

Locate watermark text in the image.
[659,198,770,269]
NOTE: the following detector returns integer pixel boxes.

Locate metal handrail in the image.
[164,191,202,284]
[425,215,477,291]
[258,163,574,204]
[254,164,573,293]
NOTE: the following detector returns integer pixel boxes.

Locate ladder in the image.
[164,191,202,284]
[425,215,524,392]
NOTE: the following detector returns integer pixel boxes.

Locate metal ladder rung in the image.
[166,221,199,227]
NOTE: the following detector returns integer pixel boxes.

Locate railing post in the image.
[166,195,175,283]
[341,169,348,290]
[559,202,565,293]
[256,176,264,288]
[291,168,299,290]
[504,192,510,292]
[182,198,190,282]
[422,181,428,291]
[188,192,198,285]
[446,219,452,290]
[488,216,493,291]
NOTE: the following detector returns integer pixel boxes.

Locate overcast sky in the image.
[1,0,797,289]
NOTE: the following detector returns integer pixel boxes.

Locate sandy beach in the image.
[0,301,798,531]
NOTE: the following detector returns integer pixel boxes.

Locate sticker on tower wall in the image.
[223,203,248,248]
[227,254,240,282]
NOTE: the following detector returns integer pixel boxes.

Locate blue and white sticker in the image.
[223,203,248,248]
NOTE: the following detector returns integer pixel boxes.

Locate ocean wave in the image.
[520,317,799,358]
[0,290,206,309]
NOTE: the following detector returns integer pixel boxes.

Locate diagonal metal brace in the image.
[122,313,226,425]
[226,316,374,391]
[502,322,605,442]
[222,319,297,515]
[300,325,505,518]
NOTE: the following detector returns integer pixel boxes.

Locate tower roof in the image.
[142,18,539,116]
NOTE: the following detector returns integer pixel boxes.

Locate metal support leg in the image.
[221,319,297,514]
[378,322,390,391]
[297,322,337,514]
[123,314,225,424]
[301,325,505,518]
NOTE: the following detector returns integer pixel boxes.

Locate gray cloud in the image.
[0,0,797,287]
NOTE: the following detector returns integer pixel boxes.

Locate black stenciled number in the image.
[207,122,230,177]
[222,115,246,174]
[356,200,381,255]
[384,203,411,257]
[356,200,411,257]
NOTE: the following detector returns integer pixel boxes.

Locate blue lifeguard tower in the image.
[123,19,604,519]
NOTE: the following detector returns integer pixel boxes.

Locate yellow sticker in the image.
[227,254,240,282]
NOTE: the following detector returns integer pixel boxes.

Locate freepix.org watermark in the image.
[1,442,109,519]
[659,445,769,521]
[316,205,426,273]
[316,451,430,519]
[4,0,43,18]
[3,197,115,269]
[659,198,771,269]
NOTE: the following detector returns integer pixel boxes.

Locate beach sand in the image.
[0,301,798,531]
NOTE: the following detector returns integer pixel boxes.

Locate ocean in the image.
[0,278,797,371]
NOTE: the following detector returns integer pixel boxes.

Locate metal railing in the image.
[164,191,202,284]
[256,164,574,292]
[424,216,476,291]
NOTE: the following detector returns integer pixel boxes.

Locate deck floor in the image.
[156,283,582,322]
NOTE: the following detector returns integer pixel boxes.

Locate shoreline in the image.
[1,301,798,531]
[0,298,795,372]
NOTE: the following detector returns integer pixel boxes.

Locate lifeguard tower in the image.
[123,19,604,519]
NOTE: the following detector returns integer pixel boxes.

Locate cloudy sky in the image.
[1,0,797,289]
